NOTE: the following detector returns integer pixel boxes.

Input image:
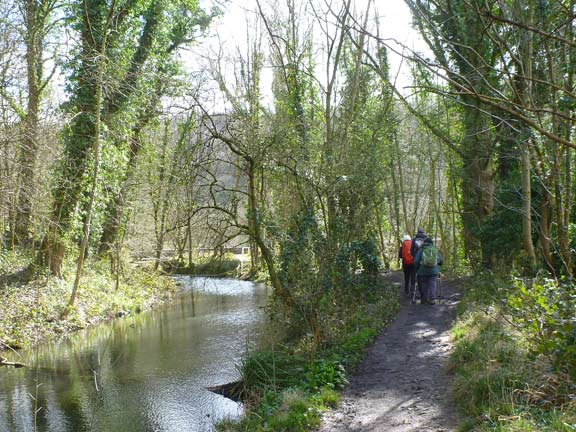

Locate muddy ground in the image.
[318,273,461,432]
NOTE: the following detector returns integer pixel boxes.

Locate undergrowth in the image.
[216,276,399,432]
[451,273,576,431]
[0,249,176,352]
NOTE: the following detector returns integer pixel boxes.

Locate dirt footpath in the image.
[319,274,460,432]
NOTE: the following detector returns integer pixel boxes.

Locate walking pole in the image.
[437,273,442,300]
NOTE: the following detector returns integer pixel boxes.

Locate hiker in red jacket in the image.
[399,235,416,295]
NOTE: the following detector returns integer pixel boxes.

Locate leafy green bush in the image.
[452,275,576,431]
[334,239,382,287]
[304,359,348,391]
[507,277,576,380]
[459,271,576,382]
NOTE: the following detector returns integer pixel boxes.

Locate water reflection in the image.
[0,277,267,432]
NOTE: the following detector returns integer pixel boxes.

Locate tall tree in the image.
[200,22,297,306]
[0,0,59,242]
[66,0,113,312]
[16,0,59,241]
[43,0,213,275]
[405,0,500,264]
[401,0,575,273]
[97,1,214,256]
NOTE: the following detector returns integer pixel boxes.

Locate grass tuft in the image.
[451,277,576,431]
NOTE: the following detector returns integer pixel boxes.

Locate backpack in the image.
[421,245,438,267]
[401,240,414,265]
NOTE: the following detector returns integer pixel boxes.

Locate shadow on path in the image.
[318,272,461,432]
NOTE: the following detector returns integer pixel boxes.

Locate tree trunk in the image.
[393,136,410,234]
[389,155,401,242]
[449,162,460,268]
[154,232,165,271]
[151,122,171,272]
[98,125,144,254]
[66,33,107,313]
[374,204,389,268]
[247,159,294,307]
[516,3,538,269]
[16,0,49,242]
[460,100,495,265]
[43,0,104,275]
[521,141,537,267]
[187,217,193,268]
[539,186,555,275]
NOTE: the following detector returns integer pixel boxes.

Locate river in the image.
[0,277,268,432]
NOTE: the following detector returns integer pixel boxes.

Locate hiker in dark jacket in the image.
[410,227,429,299]
[410,227,428,257]
[399,235,416,294]
[414,237,443,305]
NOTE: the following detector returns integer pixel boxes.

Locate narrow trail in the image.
[319,273,461,432]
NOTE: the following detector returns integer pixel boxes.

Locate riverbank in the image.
[1,274,266,431]
[0,249,177,353]
[217,273,400,432]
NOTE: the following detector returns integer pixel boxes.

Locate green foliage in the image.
[171,253,240,276]
[508,277,576,381]
[458,271,507,308]
[474,174,523,266]
[217,388,326,432]
[48,0,217,264]
[304,359,348,391]
[278,208,323,289]
[266,17,395,327]
[334,239,381,283]
[274,226,391,343]
[462,273,576,381]
[240,350,307,394]
[451,275,576,431]
[266,389,323,431]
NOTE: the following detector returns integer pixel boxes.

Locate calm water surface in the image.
[0,277,268,432]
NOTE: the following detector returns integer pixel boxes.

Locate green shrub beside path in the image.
[450,274,576,431]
